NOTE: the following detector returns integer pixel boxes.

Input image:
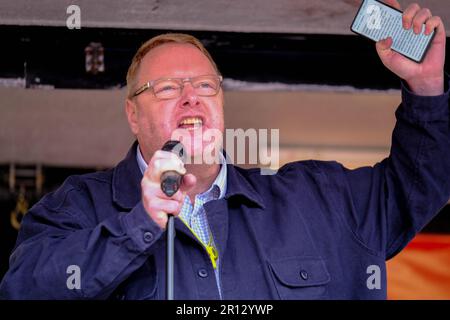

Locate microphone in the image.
[160,140,185,301]
[160,140,185,197]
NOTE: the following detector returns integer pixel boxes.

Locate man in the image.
[0,0,449,299]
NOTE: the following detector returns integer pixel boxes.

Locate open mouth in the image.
[178,117,203,130]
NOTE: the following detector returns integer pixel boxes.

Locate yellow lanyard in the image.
[178,217,219,269]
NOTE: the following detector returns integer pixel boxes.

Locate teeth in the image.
[179,117,203,126]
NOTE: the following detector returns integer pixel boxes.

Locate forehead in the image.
[138,43,217,81]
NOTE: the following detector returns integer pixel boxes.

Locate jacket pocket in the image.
[268,256,330,300]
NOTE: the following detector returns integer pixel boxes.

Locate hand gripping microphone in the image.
[160,140,185,300]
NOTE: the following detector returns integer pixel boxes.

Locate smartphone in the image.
[351,0,435,63]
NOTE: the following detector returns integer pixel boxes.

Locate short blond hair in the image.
[126,33,220,98]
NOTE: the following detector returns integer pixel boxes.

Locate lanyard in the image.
[179,216,219,269]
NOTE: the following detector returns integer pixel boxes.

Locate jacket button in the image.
[198,268,208,278]
[143,231,154,243]
[300,270,308,280]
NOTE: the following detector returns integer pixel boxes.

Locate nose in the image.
[180,81,200,108]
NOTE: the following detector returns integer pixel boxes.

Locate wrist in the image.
[406,74,445,96]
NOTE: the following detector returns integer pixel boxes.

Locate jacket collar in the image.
[112,140,142,210]
[112,141,265,210]
[224,163,265,209]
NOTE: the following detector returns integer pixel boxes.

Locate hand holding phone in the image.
[351,0,446,96]
[351,0,435,63]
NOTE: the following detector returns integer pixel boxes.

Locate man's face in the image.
[126,43,225,162]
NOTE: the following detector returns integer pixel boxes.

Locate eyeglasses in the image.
[131,75,223,100]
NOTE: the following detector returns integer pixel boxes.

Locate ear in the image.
[125,98,139,135]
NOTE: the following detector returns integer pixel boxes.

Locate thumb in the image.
[180,173,197,193]
[376,37,394,61]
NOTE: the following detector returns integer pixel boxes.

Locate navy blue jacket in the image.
[1,83,449,300]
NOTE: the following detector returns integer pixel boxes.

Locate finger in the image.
[154,211,168,229]
[141,150,179,167]
[375,37,396,66]
[150,150,186,175]
[151,198,183,215]
[144,200,182,230]
[383,0,401,11]
[376,37,393,53]
[411,8,432,34]
[180,173,197,193]
[153,150,184,162]
[424,16,445,39]
[402,3,421,30]
[148,158,186,180]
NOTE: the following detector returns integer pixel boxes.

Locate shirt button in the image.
[143,231,154,243]
[198,268,208,278]
[300,270,308,280]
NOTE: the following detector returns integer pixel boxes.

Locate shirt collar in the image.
[136,144,227,199]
